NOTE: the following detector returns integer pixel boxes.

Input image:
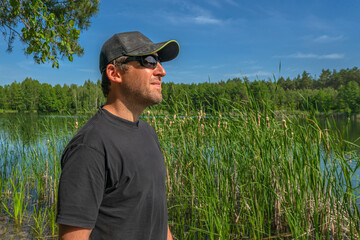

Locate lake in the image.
[1,112,359,148]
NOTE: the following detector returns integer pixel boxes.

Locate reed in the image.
[153,96,360,239]
[0,97,359,239]
[31,206,47,238]
[2,177,28,228]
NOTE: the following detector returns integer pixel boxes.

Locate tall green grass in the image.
[154,97,360,239]
[0,114,85,239]
[0,96,359,239]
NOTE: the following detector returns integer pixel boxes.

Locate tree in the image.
[53,84,65,111]
[0,0,99,68]
[318,69,332,88]
[21,77,41,110]
[9,81,26,111]
[312,88,337,112]
[38,83,57,112]
[295,71,313,89]
[341,81,360,113]
[0,86,6,109]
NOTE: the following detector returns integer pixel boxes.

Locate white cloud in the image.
[193,16,222,25]
[304,15,333,31]
[210,65,225,69]
[226,71,272,78]
[225,0,239,7]
[276,53,344,60]
[163,1,224,25]
[245,71,272,77]
[165,14,223,25]
[206,0,239,8]
[313,34,344,43]
[179,1,211,16]
[207,0,221,8]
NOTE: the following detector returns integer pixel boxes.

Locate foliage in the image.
[0,78,105,113]
[0,0,99,68]
[1,67,360,114]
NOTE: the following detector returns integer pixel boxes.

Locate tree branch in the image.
[1,21,25,42]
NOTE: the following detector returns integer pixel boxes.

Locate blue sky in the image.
[1,0,359,86]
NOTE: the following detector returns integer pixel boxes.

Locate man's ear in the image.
[106,64,122,83]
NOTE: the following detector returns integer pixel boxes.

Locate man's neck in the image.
[103,100,144,122]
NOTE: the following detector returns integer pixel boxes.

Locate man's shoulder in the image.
[138,119,157,135]
[65,111,107,151]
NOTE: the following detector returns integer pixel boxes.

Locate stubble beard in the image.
[121,83,162,109]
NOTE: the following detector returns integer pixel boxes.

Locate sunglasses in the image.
[123,54,161,69]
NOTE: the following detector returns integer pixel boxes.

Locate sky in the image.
[1,0,359,86]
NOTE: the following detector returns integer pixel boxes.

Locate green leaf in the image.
[52,60,59,68]
[9,0,17,8]
[26,47,33,54]
[69,19,75,28]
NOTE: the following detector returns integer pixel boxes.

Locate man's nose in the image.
[153,62,166,77]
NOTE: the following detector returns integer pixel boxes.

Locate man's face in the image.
[119,55,166,108]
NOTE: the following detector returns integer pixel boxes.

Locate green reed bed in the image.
[0,102,359,239]
[149,102,360,239]
[0,114,85,239]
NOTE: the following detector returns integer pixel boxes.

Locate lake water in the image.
[318,116,360,147]
[1,112,359,148]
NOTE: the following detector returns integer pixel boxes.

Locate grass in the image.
[0,96,359,239]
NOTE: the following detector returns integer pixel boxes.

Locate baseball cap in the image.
[99,31,180,73]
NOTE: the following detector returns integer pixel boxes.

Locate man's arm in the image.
[58,224,92,240]
[168,225,173,240]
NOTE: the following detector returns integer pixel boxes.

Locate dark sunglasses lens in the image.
[142,55,158,68]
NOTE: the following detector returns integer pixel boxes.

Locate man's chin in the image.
[147,96,162,106]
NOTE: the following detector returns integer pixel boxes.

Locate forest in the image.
[1,66,360,114]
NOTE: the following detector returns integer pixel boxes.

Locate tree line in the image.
[1,67,360,114]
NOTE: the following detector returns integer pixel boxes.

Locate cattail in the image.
[266,116,269,129]
[46,139,50,146]
[258,114,261,127]
[75,121,78,130]
[325,129,330,151]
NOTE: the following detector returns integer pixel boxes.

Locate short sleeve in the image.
[56,144,105,229]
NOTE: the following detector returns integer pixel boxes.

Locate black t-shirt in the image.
[56,108,168,240]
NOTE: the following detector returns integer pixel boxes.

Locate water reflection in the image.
[0,113,92,145]
[0,113,359,144]
[318,116,360,149]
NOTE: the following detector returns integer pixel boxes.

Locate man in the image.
[56,31,179,240]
